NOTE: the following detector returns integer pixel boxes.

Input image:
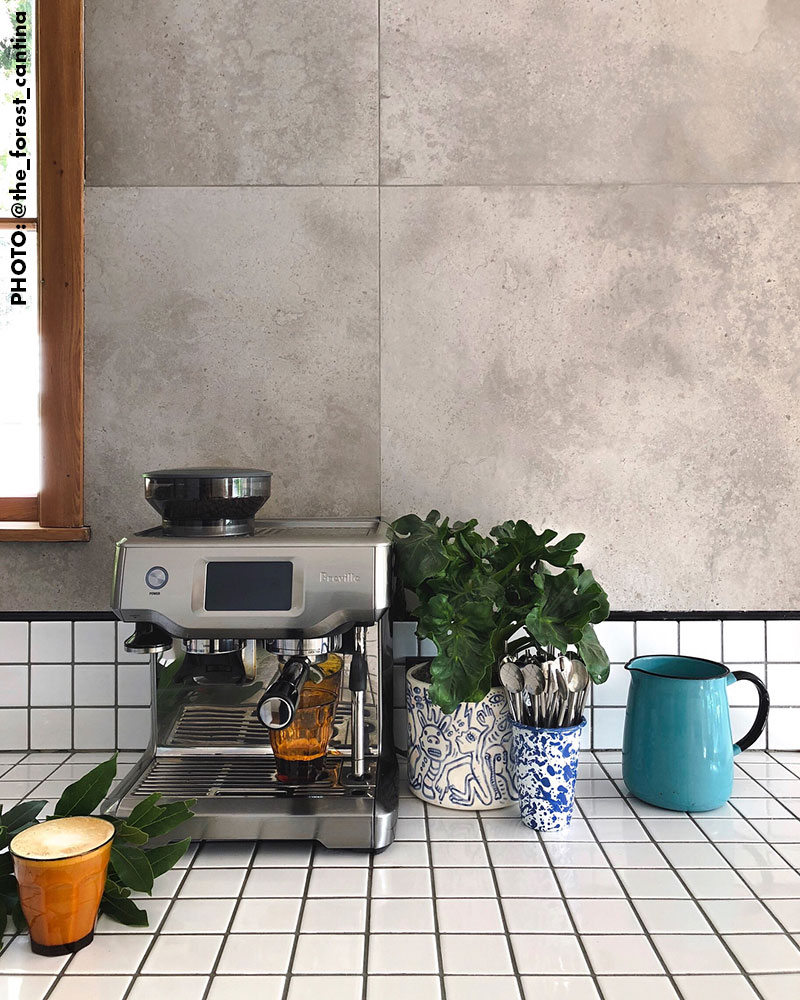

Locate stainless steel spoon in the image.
[499,658,525,722]
[521,662,547,726]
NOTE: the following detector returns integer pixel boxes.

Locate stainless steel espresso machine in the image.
[103,468,398,850]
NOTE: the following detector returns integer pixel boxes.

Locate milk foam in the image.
[10,816,115,860]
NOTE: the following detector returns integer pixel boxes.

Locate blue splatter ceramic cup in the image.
[511,718,586,830]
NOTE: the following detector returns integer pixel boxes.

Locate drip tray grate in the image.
[165,702,376,750]
[133,755,376,798]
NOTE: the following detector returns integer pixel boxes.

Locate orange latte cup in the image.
[10,816,115,956]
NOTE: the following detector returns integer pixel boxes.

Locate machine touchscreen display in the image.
[205,561,293,611]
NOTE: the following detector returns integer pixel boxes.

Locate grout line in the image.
[199,841,259,999]
[572,789,691,996]
[279,843,318,1000]
[377,0,383,512]
[26,621,31,752]
[474,810,526,997]
[592,755,771,1000]
[91,843,199,999]
[360,842,375,1000]
[422,802,449,1000]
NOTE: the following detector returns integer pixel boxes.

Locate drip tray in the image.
[165,702,376,751]
[133,755,377,799]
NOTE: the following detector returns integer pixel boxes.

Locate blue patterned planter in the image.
[406,664,519,810]
[511,718,586,830]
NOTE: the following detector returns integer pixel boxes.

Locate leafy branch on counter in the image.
[0,754,195,936]
[392,511,611,713]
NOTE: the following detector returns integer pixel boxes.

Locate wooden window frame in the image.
[0,0,88,541]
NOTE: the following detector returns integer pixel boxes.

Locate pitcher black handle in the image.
[729,670,770,753]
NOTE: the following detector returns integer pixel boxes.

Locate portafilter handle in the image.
[256,656,310,730]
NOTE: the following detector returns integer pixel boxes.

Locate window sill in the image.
[0,521,91,542]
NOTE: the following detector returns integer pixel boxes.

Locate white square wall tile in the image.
[636,620,678,656]
[0,621,28,662]
[30,665,71,706]
[679,620,722,661]
[393,663,406,706]
[30,620,71,663]
[727,665,765,707]
[593,708,626,749]
[393,621,419,659]
[768,709,800,751]
[0,708,28,749]
[594,621,635,663]
[768,621,800,662]
[592,664,630,707]
[73,620,117,663]
[764,665,800,707]
[0,664,29,706]
[724,619,766,662]
[117,664,151,705]
[74,664,115,706]
[730,707,766,750]
[116,625,149,662]
[73,709,116,750]
[394,708,408,751]
[116,708,151,750]
[30,709,71,750]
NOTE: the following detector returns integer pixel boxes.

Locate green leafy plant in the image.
[0,754,195,936]
[392,512,611,713]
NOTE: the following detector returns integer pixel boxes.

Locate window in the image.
[0,0,86,540]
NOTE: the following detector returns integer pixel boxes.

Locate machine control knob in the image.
[145,566,169,590]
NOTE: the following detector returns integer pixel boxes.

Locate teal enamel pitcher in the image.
[623,655,769,812]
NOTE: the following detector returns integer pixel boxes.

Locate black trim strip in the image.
[0,609,799,623]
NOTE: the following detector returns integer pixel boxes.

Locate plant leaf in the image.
[524,569,608,652]
[489,520,557,577]
[577,623,611,685]
[137,800,195,840]
[0,873,17,895]
[0,800,47,835]
[545,532,586,568]
[110,844,154,895]
[99,892,149,927]
[145,838,191,879]
[113,822,149,847]
[127,793,164,832]
[53,755,118,818]
[418,596,496,713]
[391,511,450,590]
[11,898,26,933]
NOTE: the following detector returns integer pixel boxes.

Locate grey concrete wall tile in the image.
[86,1,378,186]
[0,187,379,611]
[380,185,800,609]
[381,1,800,184]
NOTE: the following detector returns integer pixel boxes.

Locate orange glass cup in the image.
[11,816,115,956]
[270,687,337,782]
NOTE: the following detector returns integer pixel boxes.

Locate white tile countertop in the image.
[2,751,800,1000]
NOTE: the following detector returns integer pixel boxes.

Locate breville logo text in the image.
[320,571,360,583]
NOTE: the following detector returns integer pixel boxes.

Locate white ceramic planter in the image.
[406,663,518,810]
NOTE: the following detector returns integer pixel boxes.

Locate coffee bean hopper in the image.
[103,468,398,850]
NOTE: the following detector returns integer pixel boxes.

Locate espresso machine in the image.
[103,468,398,850]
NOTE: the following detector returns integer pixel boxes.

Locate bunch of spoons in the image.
[500,653,589,728]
